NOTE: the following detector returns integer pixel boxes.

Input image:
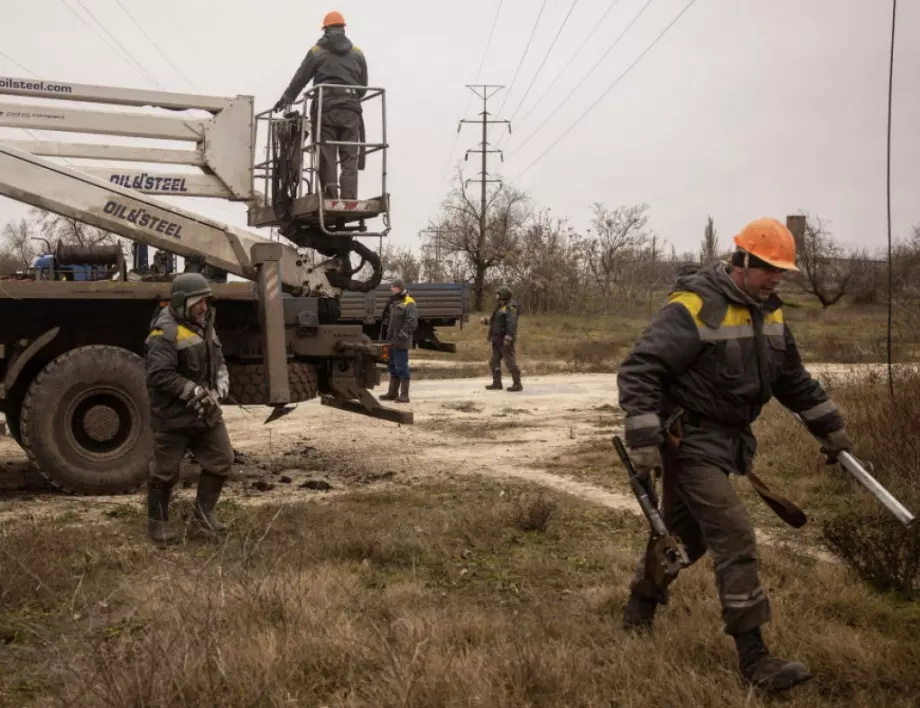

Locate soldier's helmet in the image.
[496,285,513,301]
[170,272,214,314]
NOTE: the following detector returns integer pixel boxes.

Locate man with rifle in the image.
[616,218,853,693]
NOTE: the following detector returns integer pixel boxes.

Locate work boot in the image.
[147,485,179,546]
[379,375,400,401]
[396,378,410,404]
[485,370,503,391]
[192,472,228,536]
[735,627,812,693]
[621,591,658,634]
[506,372,523,392]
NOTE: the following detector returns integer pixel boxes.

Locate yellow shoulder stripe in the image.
[311,45,323,54]
[404,295,416,304]
[148,328,164,337]
[667,291,703,326]
[176,325,198,341]
[352,45,362,54]
[722,304,753,328]
[765,308,784,325]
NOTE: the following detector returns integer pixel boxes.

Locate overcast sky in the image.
[0,0,917,259]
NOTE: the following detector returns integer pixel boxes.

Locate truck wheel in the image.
[20,346,151,495]
[227,361,318,405]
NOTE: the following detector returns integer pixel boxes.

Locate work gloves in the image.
[187,386,221,421]
[816,427,853,464]
[216,368,230,401]
[273,98,287,113]
[504,334,514,346]
[629,445,662,486]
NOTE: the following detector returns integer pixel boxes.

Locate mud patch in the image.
[441,400,483,414]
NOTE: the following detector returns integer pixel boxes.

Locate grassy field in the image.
[2,480,919,707]
[2,370,920,706]
[414,299,919,379]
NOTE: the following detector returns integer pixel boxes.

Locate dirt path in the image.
[0,365,879,541]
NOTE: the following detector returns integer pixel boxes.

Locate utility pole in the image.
[418,224,442,281]
[457,84,510,307]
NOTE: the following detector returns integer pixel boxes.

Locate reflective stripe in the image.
[722,587,765,609]
[148,328,164,337]
[766,307,784,323]
[667,292,704,327]
[625,413,660,431]
[763,322,784,336]
[699,324,754,341]
[175,325,203,351]
[800,399,838,421]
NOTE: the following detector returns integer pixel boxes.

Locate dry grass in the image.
[415,302,920,379]
[1,478,919,707]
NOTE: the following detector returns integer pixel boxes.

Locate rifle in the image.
[613,435,690,584]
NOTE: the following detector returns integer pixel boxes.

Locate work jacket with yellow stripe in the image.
[145,306,228,432]
[617,262,844,475]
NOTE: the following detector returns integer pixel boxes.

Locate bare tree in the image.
[497,209,582,314]
[700,215,718,263]
[0,218,38,271]
[30,208,121,250]
[381,244,422,283]
[794,213,854,308]
[437,172,529,310]
[583,203,652,300]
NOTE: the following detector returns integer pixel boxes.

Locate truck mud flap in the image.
[321,378,413,425]
[416,338,457,354]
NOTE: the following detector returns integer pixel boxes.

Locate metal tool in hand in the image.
[793,415,915,528]
[613,435,691,580]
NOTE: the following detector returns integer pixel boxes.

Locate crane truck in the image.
[0,76,428,495]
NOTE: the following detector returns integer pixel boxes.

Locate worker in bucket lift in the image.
[616,218,853,694]
[144,273,234,546]
[273,10,369,200]
[378,278,418,404]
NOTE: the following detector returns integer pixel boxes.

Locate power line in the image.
[498,0,580,146]
[57,0,159,88]
[886,0,897,397]
[514,0,700,179]
[0,51,37,77]
[114,0,199,91]
[496,0,549,116]
[441,0,505,185]
[73,0,163,88]
[475,0,504,85]
[509,0,655,158]
[511,0,623,133]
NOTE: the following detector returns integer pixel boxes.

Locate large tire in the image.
[20,346,151,495]
[227,361,318,405]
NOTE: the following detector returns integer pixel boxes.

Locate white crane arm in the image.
[0,143,329,295]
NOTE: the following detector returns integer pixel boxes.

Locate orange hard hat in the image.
[322,11,345,28]
[733,217,798,271]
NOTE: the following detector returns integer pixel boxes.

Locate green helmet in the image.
[170,272,213,313]
[496,285,513,301]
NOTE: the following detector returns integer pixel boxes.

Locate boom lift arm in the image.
[0,76,393,411]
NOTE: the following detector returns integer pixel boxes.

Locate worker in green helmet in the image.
[144,272,234,545]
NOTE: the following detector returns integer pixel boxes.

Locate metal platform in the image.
[247,193,387,229]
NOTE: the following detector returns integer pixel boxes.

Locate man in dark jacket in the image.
[145,273,233,545]
[378,278,418,404]
[485,285,522,392]
[617,218,852,693]
[274,11,368,199]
